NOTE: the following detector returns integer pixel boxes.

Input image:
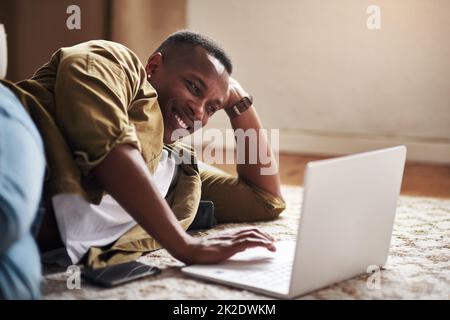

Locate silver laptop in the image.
[182,146,407,299]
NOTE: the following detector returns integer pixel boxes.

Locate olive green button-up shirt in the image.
[2,40,164,204]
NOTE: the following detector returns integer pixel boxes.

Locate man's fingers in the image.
[233,228,275,242]
[231,232,271,245]
[192,234,277,264]
[194,228,277,264]
[209,228,274,242]
[231,238,276,254]
[234,228,275,241]
[234,236,275,250]
[207,235,234,241]
[206,233,274,249]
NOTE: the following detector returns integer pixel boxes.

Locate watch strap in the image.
[224,96,253,119]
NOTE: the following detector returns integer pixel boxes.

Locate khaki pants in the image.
[199,163,285,223]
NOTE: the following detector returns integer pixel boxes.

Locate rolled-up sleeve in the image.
[54,52,140,176]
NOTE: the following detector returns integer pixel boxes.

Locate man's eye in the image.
[187,81,200,96]
[207,105,217,115]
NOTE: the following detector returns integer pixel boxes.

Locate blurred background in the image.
[0,0,449,197]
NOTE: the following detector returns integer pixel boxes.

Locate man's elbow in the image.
[262,196,286,220]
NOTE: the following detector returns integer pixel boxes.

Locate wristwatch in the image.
[224,96,253,119]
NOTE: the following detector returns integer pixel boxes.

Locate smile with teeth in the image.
[174,111,189,130]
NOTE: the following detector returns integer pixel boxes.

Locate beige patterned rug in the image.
[41,186,450,300]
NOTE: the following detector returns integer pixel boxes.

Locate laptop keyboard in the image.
[230,259,293,288]
[182,241,296,293]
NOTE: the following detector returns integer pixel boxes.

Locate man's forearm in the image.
[90,144,277,265]
[91,144,193,261]
[229,105,283,199]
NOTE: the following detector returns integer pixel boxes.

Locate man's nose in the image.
[190,102,205,122]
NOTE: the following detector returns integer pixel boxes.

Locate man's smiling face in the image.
[146,45,230,144]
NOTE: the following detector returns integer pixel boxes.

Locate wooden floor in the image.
[212,152,450,199]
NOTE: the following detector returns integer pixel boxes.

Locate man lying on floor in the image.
[0,30,285,295]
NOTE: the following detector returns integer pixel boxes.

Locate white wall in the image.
[187,0,450,163]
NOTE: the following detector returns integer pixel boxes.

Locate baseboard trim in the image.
[279,130,450,164]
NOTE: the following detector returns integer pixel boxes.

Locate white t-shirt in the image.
[52,149,177,264]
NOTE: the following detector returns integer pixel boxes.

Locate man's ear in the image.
[146,52,163,77]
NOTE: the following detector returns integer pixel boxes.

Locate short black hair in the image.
[155,30,233,74]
